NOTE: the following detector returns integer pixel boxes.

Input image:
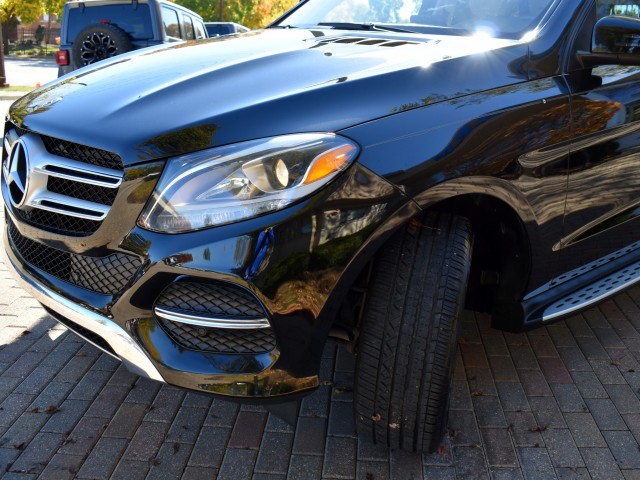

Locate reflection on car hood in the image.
[11,29,526,164]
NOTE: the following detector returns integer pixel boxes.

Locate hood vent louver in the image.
[317,36,420,47]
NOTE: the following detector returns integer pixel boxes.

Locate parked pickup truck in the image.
[4,0,640,453]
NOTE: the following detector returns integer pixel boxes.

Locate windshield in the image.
[278,0,556,39]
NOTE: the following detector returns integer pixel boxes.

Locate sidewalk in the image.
[1,231,640,479]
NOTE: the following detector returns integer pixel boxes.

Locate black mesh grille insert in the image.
[158,319,277,354]
[155,282,266,317]
[8,218,142,295]
[155,282,275,354]
[40,134,123,171]
[15,208,101,237]
[47,177,118,206]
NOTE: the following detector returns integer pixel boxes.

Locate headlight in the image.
[138,133,359,233]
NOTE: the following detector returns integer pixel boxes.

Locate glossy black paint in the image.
[4,0,640,398]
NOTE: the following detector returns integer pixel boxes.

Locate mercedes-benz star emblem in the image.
[6,139,29,207]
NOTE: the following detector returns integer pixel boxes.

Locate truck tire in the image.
[73,24,133,68]
[354,212,473,453]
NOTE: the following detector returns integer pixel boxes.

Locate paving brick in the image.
[0,376,21,404]
[571,371,609,399]
[529,335,558,358]
[357,438,389,462]
[1,351,46,379]
[41,399,91,434]
[538,357,573,384]
[287,454,322,480]
[103,403,150,439]
[564,413,607,448]
[466,367,498,396]
[144,385,185,423]
[335,345,356,373]
[481,333,509,357]
[389,449,421,479]
[504,412,544,448]
[585,398,627,430]
[331,371,354,403]
[75,436,128,479]
[489,357,519,383]
[12,365,59,395]
[322,436,356,479]
[517,448,555,480]
[566,316,595,338]
[0,446,21,475]
[450,379,473,411]
[448,409,481,446]
[145,440,193,480]
[528,397,566,429]
[204,398,238,428]
[555,466,590,479]
[508,344,539,370]
[422,465,457,479]
[53,355,95,384]
[473,395,507,428]
[67,369,113,401]
[187,425,230,468]
[497,383,530,412]
[255,431,294,474]
[557,347,592,371]
[181,466,216,480]
[357,460,390,480]
[8,431,64,475]
[547,324,578,348]
[489,467,525,480]
[293,416,326,456]
[605,384,640,414]
[423,436,453,466]
[517,369,553,397]
[123,377,162,405]
[328,401,355,437]
[166,406,208,445]
[218,448,256,480]
[300,385,331,418]
[480,428,517,466]
[550,384,586,413]
[461,343,489,368]
[37,453,83,480]
[601,430,640,469]
[580,447,625,480]
[540,428,584,468]
[592,327,625,349]
[58,416,108,456]
[106,364,139,387]
[84,385,131,419]
[452,446,489,479]
[110,459,149,480]
[228,410,267,449]
[181,391,213,409]
[0,412,49,448]
[0,394,35,428]
[265,413,295,434]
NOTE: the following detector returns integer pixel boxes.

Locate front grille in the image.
[40,134,123,171]
[47,177,118,206]
[158,319,277,354]
[15,208,101,236]
[8,218,142,295]
[155,282,276,354]
[155,282,266,317]
[4,125,123,236]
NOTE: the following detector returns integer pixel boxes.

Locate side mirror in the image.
[593,15,640,54]
[582,15,640,66]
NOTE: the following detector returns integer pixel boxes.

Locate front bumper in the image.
[2,161,416,400]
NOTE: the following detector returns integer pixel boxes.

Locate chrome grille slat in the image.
[3,127,124,235]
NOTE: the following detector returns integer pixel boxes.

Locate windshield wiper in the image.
[316,22,417,34]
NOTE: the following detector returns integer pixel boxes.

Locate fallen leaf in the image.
[172,442,180,454]
[470,390,484,397]
[21,330,31,335]
[371,414,381,422]
[529,425,548,433]
[389,423,399,429]
[46,405,60,414]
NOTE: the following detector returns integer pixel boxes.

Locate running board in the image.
[520,244,640,329]
[542,259,640,321]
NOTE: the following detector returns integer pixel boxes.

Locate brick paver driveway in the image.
[1,223,640,479]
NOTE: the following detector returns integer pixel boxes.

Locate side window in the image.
[194,20,207,39]
[596,1,640,19]
[161,6,181,40]
[182,14,195,40]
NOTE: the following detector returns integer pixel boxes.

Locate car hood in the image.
[10,28,527,164]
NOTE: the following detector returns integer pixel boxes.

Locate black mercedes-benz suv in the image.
[3,0,640,453]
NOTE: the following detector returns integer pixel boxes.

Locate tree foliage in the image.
[174,0,298,30]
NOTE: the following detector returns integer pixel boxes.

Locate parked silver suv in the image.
[56,0,206,76]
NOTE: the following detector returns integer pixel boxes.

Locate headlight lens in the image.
[138,133,359,233]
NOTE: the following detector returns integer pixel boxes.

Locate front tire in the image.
[354,212,473,452]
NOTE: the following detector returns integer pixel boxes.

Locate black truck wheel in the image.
[354,212,473,452]
[73,24,133,68]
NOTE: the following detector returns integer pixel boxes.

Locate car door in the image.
[561,0,640,271]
